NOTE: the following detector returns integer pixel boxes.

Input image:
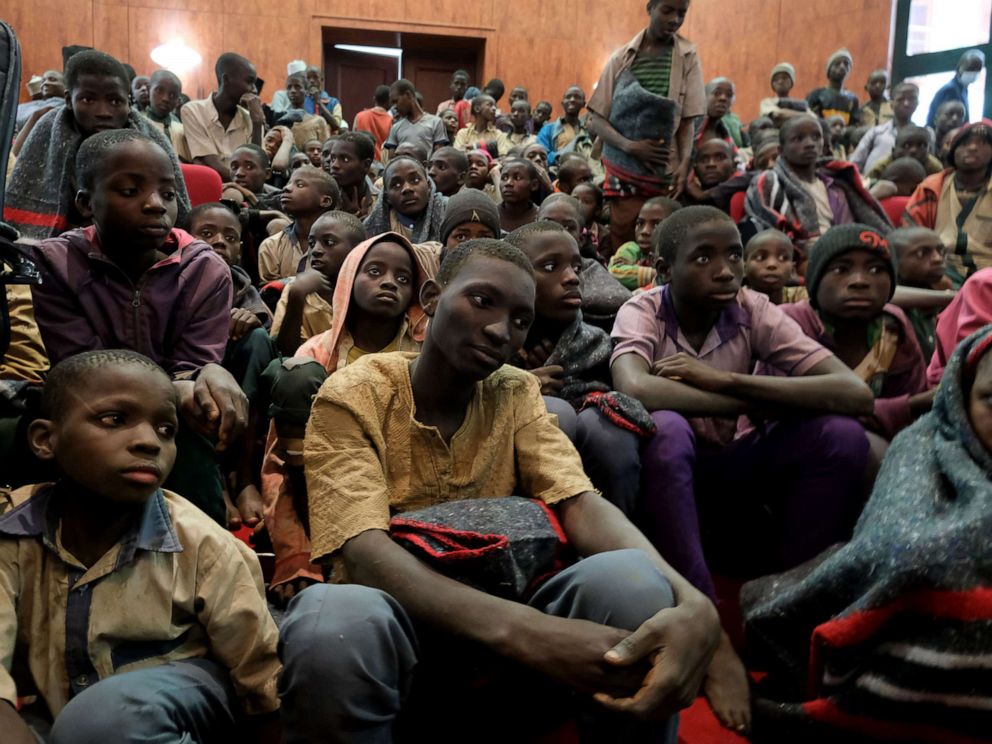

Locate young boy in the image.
[743,229,808,305]
[608,197,680,290]
[276,72,332,151]
[865,124,944,180]
[229,144,282,208]
[610,205,874,731]
[860,69,893,128]
[143,69,192,162]
[278,238,721,742]
[806,48,861,125]
[384,79,449,156]
[507,99,537,148]
[683,139,747,211]
[364,156,448,243]
[498,158,541,231]
[759,61,808,124]
[698,77,746,148]
[532,100,554,132]
[325,132,377,218]
[271,211,367,356]
[538,86,588,166]
[0,350,282,743]
[851,82,922,175]
[6,50,190,240]
[428,146,469,197]
[304,138,323,167]
[573,181,609,255]
[438,188,501,259]
[465,148,499,201]
[555,156,594,195]
[453,94,512,155]
[27,130,246,523]
[889,226,950,359]
[258,165,340,281]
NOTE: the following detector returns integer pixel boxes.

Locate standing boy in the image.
[436,69,471,127]
[806,48,861,125]
[860,69,893,128]
[507,99,537,148]
[353,85,393,160]
[759,62,808,125]
[537,86,590,166]
[889,226,949,359]
[385,79,449,157]
[143,69,191,162]
[851,82,923,174]
[453,94,512,154]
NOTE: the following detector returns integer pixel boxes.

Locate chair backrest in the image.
[180,163,223,207]
[880,195,910,227]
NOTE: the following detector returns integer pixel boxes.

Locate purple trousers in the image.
[638,411,869,601]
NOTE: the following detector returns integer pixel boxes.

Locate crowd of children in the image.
[3,1,992,739]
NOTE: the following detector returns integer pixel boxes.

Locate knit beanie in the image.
[826,48,853,76]
[806,224,894,309]
[947,118,992,165]
[439,188,501,244]
[770,62,796,86]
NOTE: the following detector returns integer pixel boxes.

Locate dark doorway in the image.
[322,27,485,124]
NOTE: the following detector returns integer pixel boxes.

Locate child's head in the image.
[393,140,429,168]
[880,156,927,197]
[471,94,497,124]
[427,239,536,378]
[653,205,742,308]
[214,52,258,100]
[230,144,272,194]
[75,130,178,252]
[806,224,895,321]
[510,99,532,131]
[966,333,992,452]
[350,236,416,323]
[537,193,584,244]
[290,152,311,172]
[449,69,470,100]
[41,69,65,98]
[889,226,947,288]
[500,158,540,206]
[753,139,780,170]
[825,48,853,85]
[780,115,823,169]
[865,69,888,101]
[770,62,795,98]
[263,127,284,160]
[326,132,375,188]
[636,196,681,254]
[533,101,554,128]
[29,350,178,502]
[429,146,469,197]
[383,156,431,218]
[749,116,776,140]
[935,100,967,134]
[309,211,366,283]
[694,138,735,188]
[148,70,181,118]
[561,86,586,118]
[646,0,689,41]
[286,72,307,109]
[893,125,931,165]
[507,221,582,326]
[556,157,594,194]
[705,77,735,119]
[389,79,418,117]
[440,189,501,255]
[64,50,131,136]
[441,109,460,137]
[891,82,919,122]
[523,142,549,172]
[483,78,506,104]
[949,120,992,176]
[744,229,794,295]
[509,86,529,105]
[304,139,323,167]
[571,182,603,227]
[131,75,151,109]
[280,165,340,217]
[465,148,493,189]
[188,202,243,266]
[826,115,846,143]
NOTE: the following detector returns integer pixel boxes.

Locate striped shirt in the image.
[629,47,673,98]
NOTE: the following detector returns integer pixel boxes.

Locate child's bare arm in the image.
[0,703,34,744]
[891,285,956,310]
[611,353,749,416]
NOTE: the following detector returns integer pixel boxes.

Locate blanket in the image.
[363,179,447,244]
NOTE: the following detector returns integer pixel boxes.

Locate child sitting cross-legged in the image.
[743,228,808,305]
[276,238,721,742]
[364,156,448,243]
[0,351,281,744]
[261,233,429,603]
[608,197,681,290]
[610,205,875,733]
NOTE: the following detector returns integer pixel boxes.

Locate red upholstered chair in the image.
[880,195,910,227]
[180,163,223,207]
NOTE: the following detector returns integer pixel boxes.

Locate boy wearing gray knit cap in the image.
[806,48,861,125]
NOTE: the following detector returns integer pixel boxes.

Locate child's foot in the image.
[703,631,751,735]
[222,488,242,531]
[235,484,266,534]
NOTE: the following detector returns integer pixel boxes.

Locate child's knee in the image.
[577,408,640,469]
[809,415,869,466]
[544,395,578,441]
[268,357,327,428]
[645,411,695,455]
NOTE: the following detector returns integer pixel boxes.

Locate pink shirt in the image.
[927,267,992,386]
[611,285,832,444]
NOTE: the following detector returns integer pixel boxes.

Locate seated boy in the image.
[28,130,246,523]
[889,226,952,360]
[258,165,340,282]
[278,239,721,742]
[609,197,680,290]
[610,205,875,731]
[555,156,594,195]
[926,267,992,385]
[324,132,377,218]
[142,69,192,162]
[683,139,750,212]
[428,146,469,197]
[465,148,501,202]
[6,50,190,240]
[743,229,808,305]
[0,350,281,744]
[499,158,541,232]
[275,72,332,151]
[227,144,282,208]
[865,124,943,181]
[438,188,501,260]
[364,156,449,243]
[271,211,367,356]
[572,181,609,256]
[303,138,323,167]
[507,98,537,148]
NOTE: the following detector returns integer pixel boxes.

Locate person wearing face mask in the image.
[927,49,985,129]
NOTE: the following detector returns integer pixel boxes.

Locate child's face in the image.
[539,202,583,244]
[745,236,793,293]
[291,153,311,172]
[450,74,469,99]
[230,148,270,193]
[500,163,537,205]
[648,0,689,42]
[327,140,367,188]
[474,95,496,122]
[30,365,178,503]
[149,79,180,118]
[263,129,283,159]
[523,233,583,325]
[707,82,734,119]
[968,354,992,453]
[895,134,930,165]
[533,104,553,127]
[664,220,744,311]
[816,249,891,322]
[191,207,242,267]
[954,130,992,173]
[429,153,466,196]
[509,87,528,105]
[287,77,307,108]
[560,162,594,194]
[385,161,430,216]
[694,140,735,188]
[444,220,496,252]
[896,232,947,288]
[635,203,671,253]
[426,255,536,380]
[305,141,323,167]
[782,119,823,169]
[771,72,793,98]
[755,143,780,170]
[891,86,918,121]
[524,144,549,171]
[41,70,65,98]
[131,76,151,108]
[561,87,585,117]
[829,118,846,141]
[937,101,966,132]
[67,74,130,136]
[223,61,258,100]
[281,172,331,215]
[309,218,357,283]
[571,184,599,226]
[78,140,178,252]
[352,241,414,319]
[465,154,491,188]
[441,110,459,134]
[510,101,532,129]
[827,57,852,85]
[866,73,887,100]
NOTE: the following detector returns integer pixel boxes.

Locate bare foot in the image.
[235,484,266,535]
[222,488,242,531]
[703,631,751,735]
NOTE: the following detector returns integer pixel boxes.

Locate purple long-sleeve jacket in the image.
[30,226,233,378]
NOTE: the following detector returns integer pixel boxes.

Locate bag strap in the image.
[954,185,984,279]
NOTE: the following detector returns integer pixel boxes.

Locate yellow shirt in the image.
[0,485,281,716]
[258,226,307,282]
[179,96,254,161]
[304,352,595,564]
[271,284,334,348]
[1,284,48,383]
[453,124,513,156]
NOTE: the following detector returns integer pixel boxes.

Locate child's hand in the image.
[651,353,733,393]
[530,365,565,396]
[289,269,333,300]
[230,307,263,340]
[179,364,249,451]
[517,338,556,370]
[240,93,266,125]
[626,139,670,171]
[235,483,266,535]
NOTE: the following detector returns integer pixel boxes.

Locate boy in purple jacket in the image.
[28,130,247,523]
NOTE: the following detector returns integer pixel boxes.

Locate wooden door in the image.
[324,47,399,127]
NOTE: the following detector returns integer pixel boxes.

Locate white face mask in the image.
[961,70,980,85]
